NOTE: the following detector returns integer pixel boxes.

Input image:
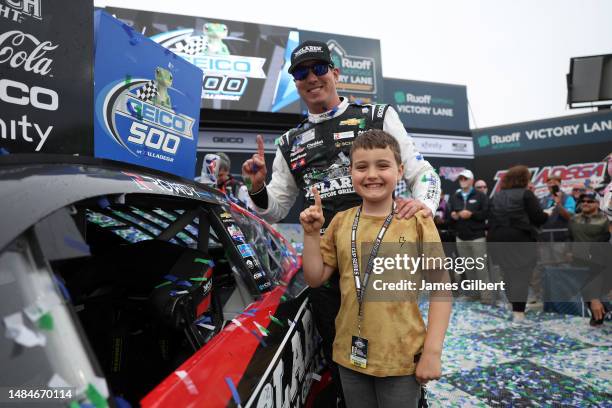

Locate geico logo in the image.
[128,98,186,133]
[188,56,251,73]
[127,122,180,155]
[0,78,58,111]
[213,136,243,144]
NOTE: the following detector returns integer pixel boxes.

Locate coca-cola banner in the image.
[0,0,94,155]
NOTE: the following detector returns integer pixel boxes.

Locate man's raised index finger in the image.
[256,134,265,158]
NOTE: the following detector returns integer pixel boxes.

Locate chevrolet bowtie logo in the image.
[339,118,362,126]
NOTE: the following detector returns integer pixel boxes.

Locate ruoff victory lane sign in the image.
[0,0,94,155]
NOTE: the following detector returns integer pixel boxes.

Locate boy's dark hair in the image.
[349,129,402,165]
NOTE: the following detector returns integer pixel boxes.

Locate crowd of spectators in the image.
[435,161,611,324]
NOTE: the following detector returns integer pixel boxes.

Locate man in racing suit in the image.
[242,41,440,406]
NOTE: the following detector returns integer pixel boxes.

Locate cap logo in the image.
[295,45,323,57]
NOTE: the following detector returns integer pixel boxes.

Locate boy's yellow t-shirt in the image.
[320,206,445,377]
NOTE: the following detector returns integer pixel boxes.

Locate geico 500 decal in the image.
[150,26,266,101]
[96,67,195,163]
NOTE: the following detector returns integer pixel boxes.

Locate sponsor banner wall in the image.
[473,110,612,157]
[0,0,93,155]
[385,78,470,133]
[297,31,384,106]
[106,7,301,114]
[411,134,473,159]
[93,11,202,178]
[197,130,279,154]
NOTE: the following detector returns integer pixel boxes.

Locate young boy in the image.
[300,129,452,408]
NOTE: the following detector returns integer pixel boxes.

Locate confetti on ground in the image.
[420,301,612,406]
[528,346,612,391]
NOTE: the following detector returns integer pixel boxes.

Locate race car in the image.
[0,155,332,407]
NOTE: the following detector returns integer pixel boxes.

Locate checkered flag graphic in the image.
[395,179,409,199]
[135,80,158,103]
[175,35,206,56]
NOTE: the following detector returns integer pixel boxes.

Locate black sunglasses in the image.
[291,63,332,81]
[581,200,597,204]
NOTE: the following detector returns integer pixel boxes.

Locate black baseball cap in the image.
[579,191,597,201]
[288,41,333,73]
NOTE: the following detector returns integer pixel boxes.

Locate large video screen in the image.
[106,7,301,113]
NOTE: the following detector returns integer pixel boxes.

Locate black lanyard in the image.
[350,204,395,335]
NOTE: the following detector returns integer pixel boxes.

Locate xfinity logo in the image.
[294,46,322,57]
[0,0,42,23]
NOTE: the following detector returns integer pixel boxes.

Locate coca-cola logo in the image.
[0,30,58,77]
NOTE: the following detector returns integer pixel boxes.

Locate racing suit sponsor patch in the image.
[333,131,354,140]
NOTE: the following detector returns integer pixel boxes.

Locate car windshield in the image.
[85,207,222,249]
[229,208,291,283]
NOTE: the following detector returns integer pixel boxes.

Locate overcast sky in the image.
[96,0,612,129]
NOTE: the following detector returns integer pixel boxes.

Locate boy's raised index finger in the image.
[312,186,322,207]
[256,134,265,158]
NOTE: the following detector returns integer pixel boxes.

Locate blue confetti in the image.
[53,274,72,303]
[63,236,90,254]
[195,315,212,325]
[249,329,267,347]
[114,396,132,408]
[225,377,242,407]
[97,197,110,209]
